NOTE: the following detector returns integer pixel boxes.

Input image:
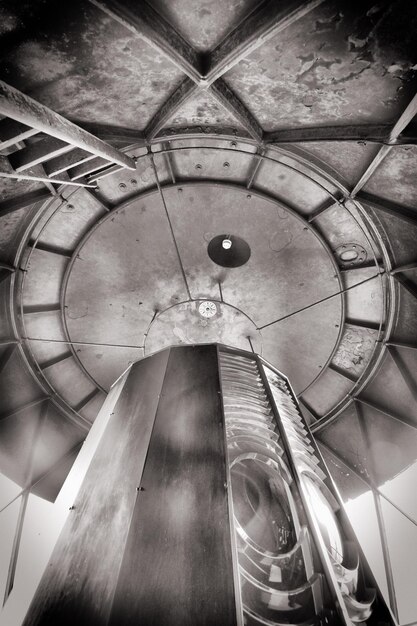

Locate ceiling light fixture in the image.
[208,234,251,268]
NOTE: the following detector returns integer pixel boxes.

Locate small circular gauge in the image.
[198,300,217,319]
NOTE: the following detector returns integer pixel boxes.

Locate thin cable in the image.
[148,151,192,300]
[23,337,144,349]
[257,271,384,330]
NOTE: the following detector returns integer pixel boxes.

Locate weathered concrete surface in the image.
[225,0,417,130]
[152,0,261,52]
[0,1,184,128]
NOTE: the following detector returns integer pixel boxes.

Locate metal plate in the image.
[63,184,341,392]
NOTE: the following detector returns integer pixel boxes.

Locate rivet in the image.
[247,194,251,199]
[195,163,202,170]
[231,141,237,147]
[119,182,127,189]
[223,161,230,168]
[130,178,137,185]
[178,187,183,193]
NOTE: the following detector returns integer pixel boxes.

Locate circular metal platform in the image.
[62,183,342,393]
[14,138,388,425]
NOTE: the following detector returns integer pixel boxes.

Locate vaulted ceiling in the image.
[0,1,417,623]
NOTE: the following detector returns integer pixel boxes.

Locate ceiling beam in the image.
[355,396,417,431]
[27,240,72,257]
[82,188,111,212]
[152,125,253,142]
[357,191,417,225]
[388,92,417,143]
[345,318,382,332]
[206,0,325,85]
[386,344,417,402]
[40,351,72,371]
[0,80,135,170]
[44,149,96,177]
[23,304,61,314]
[392,272,417,301]
[0,188,52,218]
[350,92,417,197]
[350,145,392,197]
[0,118,40,151]
[307,198,340,223]
[89,0,202,84]
[0,339,19,346]
[210,79,263,142]
[74,388,101,413]
[0,397,47,422]
[390,261,417,275]
[8,137,74,172]
[328,363,358,383]
[385,340,417,351]
[265,124,392,144]
[145,78,200,140]
[0,343,16,375]
[246,148,265,189]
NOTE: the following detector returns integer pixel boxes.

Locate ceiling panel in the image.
[363,147,417,207]
[0,348,44,417]
[390,281,417,345]
[0,1,184,128]
[359,398,417,485]
[315,403,370,480]
[368,210,417,268]
[164,89,248,131]
[253,156,330,215]
[0,399,44,486]
[292,142,381,187]
[224,0,417,130]
[362,350,417,428]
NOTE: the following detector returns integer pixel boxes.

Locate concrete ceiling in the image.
[0,1,417,622]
